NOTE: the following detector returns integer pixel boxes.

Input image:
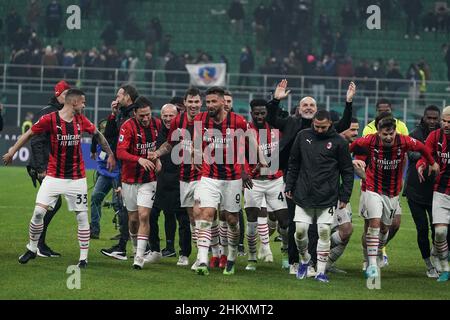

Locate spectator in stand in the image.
[144,45,155,83]
[159,34,172,57]
[318,14,332,37]
[436,4,450,34]
[80,0,92,19]
[355,59,370,92]
[341,2,357,37]
[46,0,62,38]
[253,2,268,53]
[401,0,423,39]
[336,55,354,79]
[27,0,42,33]
[101,24,119,47]
[423,10,437,33]
[267,1,284,53]
[443,43,450,91]
[42,46,59,80]
[386,60,404,93]
[335,31,348,58]
[238,45,255,87]
[6,9,22,46]
[228,0,245,34]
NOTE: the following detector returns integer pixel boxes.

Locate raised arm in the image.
[266,79,291,131]
[335,82,356,133]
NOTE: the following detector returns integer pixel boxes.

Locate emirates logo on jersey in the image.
[326,142,332,149]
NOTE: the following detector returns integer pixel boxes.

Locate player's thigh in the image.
[432,191,450,225]
[194,177,221,209]
[220,179,243,213]
[64,178,89,212]
[359,191,368,218]
[137,181,157,209]
[365,191,384,221]
[122,183,138,212]
[35,176,63,210]
[180,180,198,208]
[264,177,288,212]
[244,181,264,209]
[317,206,335,225]
[220,179,242,212]
[293,206,314,225]
[380,195,399,226]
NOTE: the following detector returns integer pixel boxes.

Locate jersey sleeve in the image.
[116,122,140,163]
[416,132,437,169]
[81,115,96,134]
[405,135,435,166]
[350,135,372,154]
[31,114,51,134]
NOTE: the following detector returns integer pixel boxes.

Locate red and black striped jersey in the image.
[350,134,434,197]
[117,117,161,184]
[246,122,283,180]
[417,129,450,195]
[193,111,248,181]
[167,112,201,183]
[31,112,95,179]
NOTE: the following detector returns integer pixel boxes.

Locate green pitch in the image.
[0,167,449,300]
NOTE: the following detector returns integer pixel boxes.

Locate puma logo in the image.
[56,125,62,130]
[438,142,444,148]
[306,139,312,144]
[137,134,142,138]
[374,148,379,153]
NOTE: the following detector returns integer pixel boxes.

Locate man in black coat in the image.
[404,105,450,277]
[101,84,139,260]
[149,104,191,265]
[26,80,70,257]
[266,79,355,275]
[285,110,354,282]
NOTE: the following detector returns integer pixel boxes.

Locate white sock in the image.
[136,235,148,258]
[435,226,449,272]
[246,221,258,261]
[211,219,220,257]
[76,211,90,261]
[316,224,331,274]
[219,220,228,256]
[295,222,310,264]
[366,227,380,267]
[328,231,346,266]
[196,220,212,265]
[227,222,240,262]
[27,206,46,252]
[257,217,270,247]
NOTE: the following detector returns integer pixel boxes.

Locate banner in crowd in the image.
[185,63,226,87]
[0,127,96,169]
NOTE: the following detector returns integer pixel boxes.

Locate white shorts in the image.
[194,177,242,213]
[180,180,199,208]
[122,182,157,212]
[294,205,335,225]
[364,191,400,226]
[244,177,287,212]
[331,203,353,230]
[359,190,367,218]
[36,176,88,212]
[432,191,450,225]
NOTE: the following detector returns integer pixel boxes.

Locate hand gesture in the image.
[346,81,356,102]
[285,190,292,200]
[138,158,155,172]
[274,79,291,100]
[107,155,117,171]
[2,152,13,165]
[338,201,347,210]
[111,100,119,115]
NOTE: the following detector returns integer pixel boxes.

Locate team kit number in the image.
[76,194,88,205]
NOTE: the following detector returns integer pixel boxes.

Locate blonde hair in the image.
[443,106,450,117]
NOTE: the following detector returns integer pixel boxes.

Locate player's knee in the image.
[318,223,331,241]
[435,225,448,241]
[340,223,353,243]
[245,208,258,222]
[91,191,105,205]
[33,206,47,221]
[295,222,308,239]
[75,211,89,227]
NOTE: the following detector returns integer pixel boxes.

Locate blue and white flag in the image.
[185,63,226,87]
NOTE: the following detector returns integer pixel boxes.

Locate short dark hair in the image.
[205,86,225,97]
[314,109,332,121]
[120,84,139,103]
[376,98,392,109]
[184,87,202,100]
[134,96,152,109]
[250,99,268,110]
[65,88,85,102]
[424,105,440,115]
[375,112,396,131]
[351,117,359,123]
[224,90,232,97]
